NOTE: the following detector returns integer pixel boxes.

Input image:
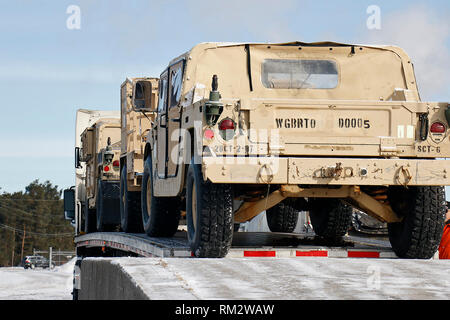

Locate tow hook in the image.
[315,162,343,179]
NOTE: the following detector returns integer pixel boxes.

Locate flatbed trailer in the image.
[74,230,399,259]
[72,230,444,300]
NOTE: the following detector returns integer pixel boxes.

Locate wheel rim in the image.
[145,176,152,221]
[192,183,197,232]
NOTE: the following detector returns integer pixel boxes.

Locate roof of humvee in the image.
[168,41,408,65]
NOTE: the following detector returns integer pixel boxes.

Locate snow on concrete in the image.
[0,258,75,300]
[0,254,448,300]
[116,257,450,300]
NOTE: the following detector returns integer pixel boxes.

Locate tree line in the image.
[0,180,75,267]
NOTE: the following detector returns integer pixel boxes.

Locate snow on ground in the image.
[0,258,75,300]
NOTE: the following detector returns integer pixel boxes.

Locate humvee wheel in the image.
[120,165,144,233]
[387,186,446,259]
[309,199,352,241]
[266,198,299,233]
[186,160,233,258]
[141,155,181,236]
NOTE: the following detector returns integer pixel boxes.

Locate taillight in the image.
[204,129,215,140]
[218,118,236,140]
[430,122,446,133]
[112,160,120,168]
[219,118,235,131]
[103,166,110,172]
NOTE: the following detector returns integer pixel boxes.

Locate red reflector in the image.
[103,166,110,172]
[219,118,235,131]
[112,160,120,167]
[430,122,446,133]
[347,251,380,258]
[296,250,328,257]
[243,250,276,257]
[204,129,214,140]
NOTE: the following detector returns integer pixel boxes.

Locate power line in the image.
[0,198,62,202]
[0,201,64,217]
[0,223,73,237]
[0,209,71,227]
[0,205,69,227]
[0,203,73,228]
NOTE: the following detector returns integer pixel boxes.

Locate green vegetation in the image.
[0,180,74,267]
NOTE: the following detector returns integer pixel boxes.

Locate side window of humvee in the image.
[168,60,184,109]
[158,71,168,113]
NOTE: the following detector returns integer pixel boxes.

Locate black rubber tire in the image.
[266,198,299,233]
[120,165,144,233]
[387,186,446,259]
[96,179,105,232]
[186,160,234,258]
[96,180,120,232]
[309,199,352,240]
[141,155,181,236]
[72,289,79,301]
[84,199,97,233]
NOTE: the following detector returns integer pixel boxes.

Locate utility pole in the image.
[20,225,26,263]
[11,228,15,267]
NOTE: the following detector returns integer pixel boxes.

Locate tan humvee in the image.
[138,41,449,259]
[78,118,121,233]
[119,77,159,232]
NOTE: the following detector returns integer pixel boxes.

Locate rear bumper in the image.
[202,156,450,186]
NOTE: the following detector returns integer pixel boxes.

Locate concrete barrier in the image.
[79,258,147,300]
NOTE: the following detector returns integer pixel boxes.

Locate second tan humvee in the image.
[118,77,159,233]
[135,41,449,259]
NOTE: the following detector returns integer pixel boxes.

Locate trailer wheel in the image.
[266,198,299,233]
[120,165,144,233]
[141,155,181,236]
[309,199,352,240]
[387,186,446,259]
[186,160,234,258]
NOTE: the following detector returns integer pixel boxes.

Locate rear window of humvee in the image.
[261,59,338,89]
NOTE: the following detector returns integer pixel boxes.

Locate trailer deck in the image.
[75,230,400,259]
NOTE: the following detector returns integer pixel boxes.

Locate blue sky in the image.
[0,0,449,195]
